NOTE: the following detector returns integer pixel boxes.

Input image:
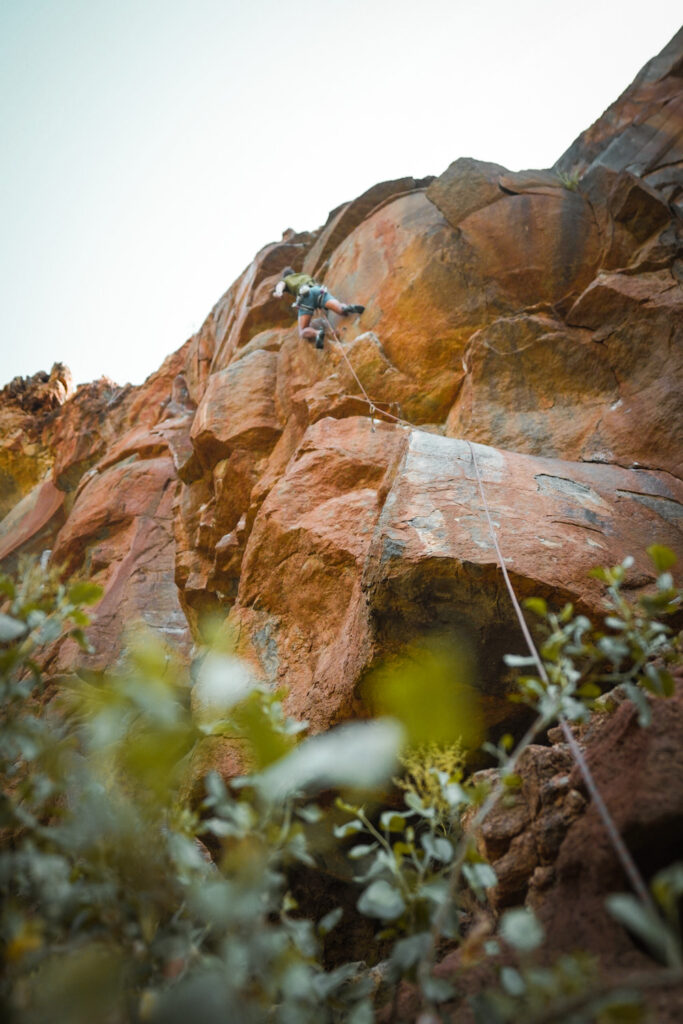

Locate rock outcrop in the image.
[1,27,682,1003]
[387,679,683,1023]
[226,418,681,735]
[1,28,680,689]
[0,364,73,522]
[2,29,681,689]
[1,352,195,663]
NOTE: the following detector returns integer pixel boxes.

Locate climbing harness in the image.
[318,312,656,914]
[295,284,329,315]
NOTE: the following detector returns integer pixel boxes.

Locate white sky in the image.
[1,0,681,387]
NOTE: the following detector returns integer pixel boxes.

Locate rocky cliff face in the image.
[1,28,682,993]
[4,33,680,701]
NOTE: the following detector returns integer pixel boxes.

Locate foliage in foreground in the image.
[0,548,682,1023]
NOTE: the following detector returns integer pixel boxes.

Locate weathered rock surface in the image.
[540,682,683,956]
[0,478,65,568]
[0,364,73,522]
[1,29,681,682]
[389,683,683,1024]
[303,176,434,279]
[1,33,680,680]
[555,26,683,204]
[0,351,194,665]
[227,419,682,732]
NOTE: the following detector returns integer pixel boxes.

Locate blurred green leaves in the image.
[646,545,677,574]
[357,879,406,921]
[607,861,683,969]
[363,634,484,750]
[66,580,104,607]
[510,548,682,728]
[0,559,405,1024]
[499,907,544,953]
[2,549,682,1024]
[0,613,28,642]
[257,718,404,800]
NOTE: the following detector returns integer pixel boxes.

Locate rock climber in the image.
[273,267,365,350]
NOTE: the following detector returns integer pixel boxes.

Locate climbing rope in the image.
[466,440,656,913]
[320,314,406,431]
[319,310,656,912]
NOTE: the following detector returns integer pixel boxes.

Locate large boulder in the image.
[426,157,508,228]
[446,259,683,477]
[191,347,283,468]
[304,176,434,278]
[445,314,616,459]
[321,191,503,422]
[227,418,683,732]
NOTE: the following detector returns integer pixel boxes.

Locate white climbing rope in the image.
[320,314,404,431]
[465,439,656,913]
[319,312,656,912]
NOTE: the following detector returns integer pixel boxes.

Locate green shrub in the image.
[1,549,681,1023]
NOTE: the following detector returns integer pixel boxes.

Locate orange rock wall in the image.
[1,32,681,713]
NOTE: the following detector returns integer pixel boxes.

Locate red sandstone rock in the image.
[208,236,314,373]
[0,364,73,519]
[191,348,282,468]
[0,30,680,778]
[567,268,683,477]
[0,478,65,569]
[51,454,190,669]
[458,187,601,309]
[555,26,683,195]
[228,416,407,729]
[1,362,73,413]
[0,351,199,667]
[304,176,433,278]
[321,192,484,421]
[49,379,133,492]
[426,157,508,228]
[526,682,683,988]
[223,417,682,734]
[446,314,615,459]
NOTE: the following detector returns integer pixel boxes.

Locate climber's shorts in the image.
[297,285,330,316]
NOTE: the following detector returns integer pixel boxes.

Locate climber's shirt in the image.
[283,273,329,316]
[283,273,316,298]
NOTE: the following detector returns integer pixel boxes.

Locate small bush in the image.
[1,550,681,1022]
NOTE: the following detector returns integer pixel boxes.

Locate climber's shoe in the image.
[315,328,325,350]
[345,304,365,315]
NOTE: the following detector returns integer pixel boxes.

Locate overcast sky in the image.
[1,1,680,388]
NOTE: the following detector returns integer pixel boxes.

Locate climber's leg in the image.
[324,296,365,316]
[297,312,319,342]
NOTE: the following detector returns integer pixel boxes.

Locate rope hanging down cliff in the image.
[320,314,405,431]
[320,312,656,915]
